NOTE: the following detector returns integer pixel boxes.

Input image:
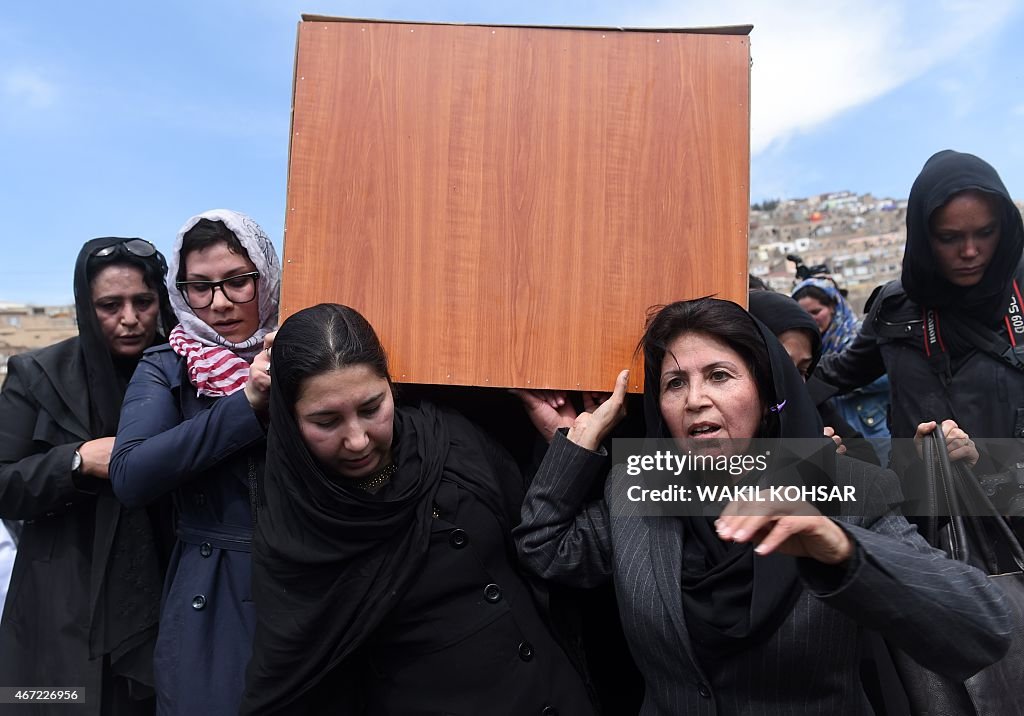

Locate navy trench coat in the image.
[111,344,265,716]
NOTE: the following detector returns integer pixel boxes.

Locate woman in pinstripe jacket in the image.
[515,297,1010,715]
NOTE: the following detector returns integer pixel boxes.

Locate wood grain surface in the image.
[282,19,750,392]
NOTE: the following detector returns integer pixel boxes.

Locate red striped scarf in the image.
[169,324,251,397]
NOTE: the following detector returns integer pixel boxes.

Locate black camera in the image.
[978,470,1024,518]
[786,254,832,282]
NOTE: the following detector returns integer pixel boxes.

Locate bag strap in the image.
[920,436,941,546]
[949,466,1024,573]
[924,431,970,562]
[924,430,1024,572]
[922,309,954,385]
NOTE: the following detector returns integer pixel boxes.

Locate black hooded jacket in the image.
[818,150,1024,473]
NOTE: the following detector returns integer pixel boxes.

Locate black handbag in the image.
[889,431,1024,715]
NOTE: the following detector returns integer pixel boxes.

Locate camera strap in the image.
[923,278,1024,381]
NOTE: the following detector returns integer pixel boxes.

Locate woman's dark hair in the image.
[748,274,769,291]
[177,218,247,282]
[272,303,391,407]
[640,298,776,431]
[791,284,835,307]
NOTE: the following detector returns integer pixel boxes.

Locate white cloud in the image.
[2,68,58,109]
[623,0,1020,154]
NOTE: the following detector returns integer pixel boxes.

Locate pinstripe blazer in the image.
[514,431,1012,716]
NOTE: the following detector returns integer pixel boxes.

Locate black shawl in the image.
[74,237,176,434]
[243,395,517,714]
[747,289,823,375]
[73,237,175,694]
[902,150,1024,326]
[749,291,882,465]
[641,301,829,660]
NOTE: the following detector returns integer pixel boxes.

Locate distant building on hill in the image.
[749,191,908,313]
[0,302,78,385]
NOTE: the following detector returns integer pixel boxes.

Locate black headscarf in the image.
[748,290,823,375]
[902,150,1024,325]
[244,388,514,713]
[72,237,175,694]
[748,289,840,407]
[74,237,176,434]
[640,298,828,661]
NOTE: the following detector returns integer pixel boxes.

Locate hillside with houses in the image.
[750,191,908,312]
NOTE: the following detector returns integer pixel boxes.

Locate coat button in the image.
[199,542,213,558]
[542,707,558,716]
[483,583,502,603]
[518,641,534,661]
[449,529,468,549]
[191,595,207,610]
[698,684,711,698]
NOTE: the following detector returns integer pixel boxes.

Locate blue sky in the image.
[3,0,1023,304]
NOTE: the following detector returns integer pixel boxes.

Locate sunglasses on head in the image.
[92,239,158,259]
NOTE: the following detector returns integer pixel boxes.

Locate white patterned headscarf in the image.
[167,209,281,362]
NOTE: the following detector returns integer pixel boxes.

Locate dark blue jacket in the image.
[111,344,265,716]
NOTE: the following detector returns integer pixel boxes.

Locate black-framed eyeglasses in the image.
[92,238,158,259]
[175,271,260,310]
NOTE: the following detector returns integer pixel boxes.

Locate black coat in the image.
[311,472,596,715]
[244,403,596,715]
[0,337,155,716]
[817,275,1024,471]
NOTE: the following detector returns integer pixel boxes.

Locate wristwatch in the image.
[71,449,83,477]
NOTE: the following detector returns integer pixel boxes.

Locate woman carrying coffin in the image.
[242,303,595,715]
[515,296,1010,715]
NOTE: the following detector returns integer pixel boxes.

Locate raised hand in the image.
[566,370,630,452]
[244,331,276,415]
[510,389,578,443]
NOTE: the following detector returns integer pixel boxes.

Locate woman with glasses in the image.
[0,237,175,715]
[110,210,280,716]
